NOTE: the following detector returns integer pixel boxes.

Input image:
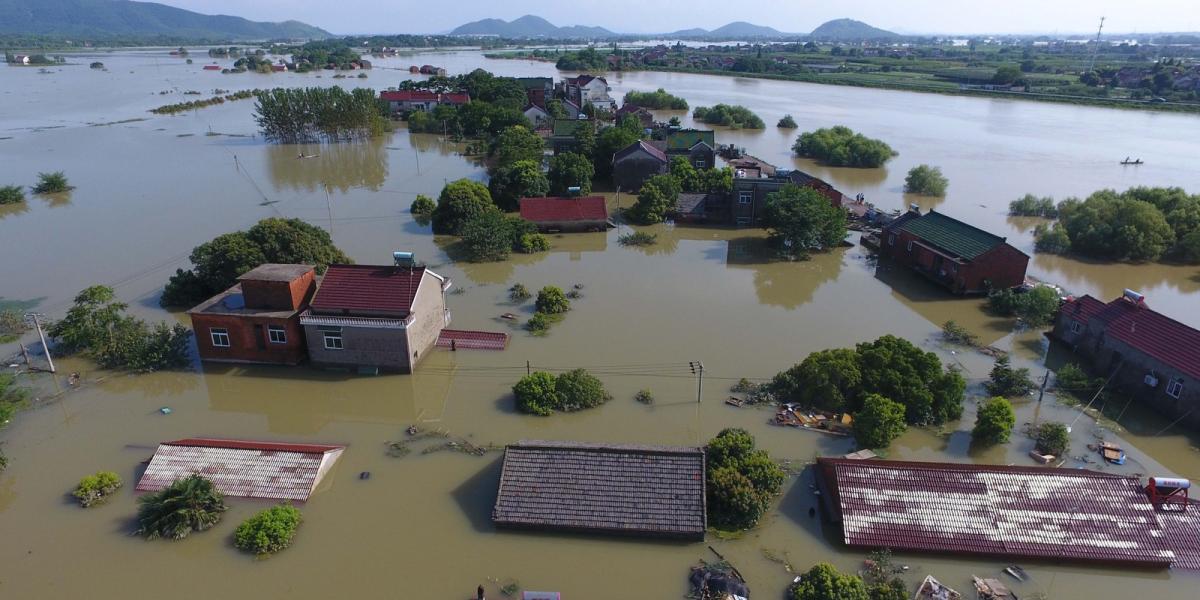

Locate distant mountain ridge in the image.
[0,0,331,40]
[449,16,900,40]
[808,19,899,40]
[450,15,615,38]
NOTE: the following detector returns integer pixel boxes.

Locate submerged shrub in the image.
[234,503,302,555]
[73,471,123,507]
[135,474,228,540]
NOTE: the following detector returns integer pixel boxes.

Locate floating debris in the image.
[915,575,961,600]
[688,560,748,600]
[1003,565,1027,581]
[158,407,172,415]
[387,426,498,458]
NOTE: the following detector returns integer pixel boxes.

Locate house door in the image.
[254,325,266,350]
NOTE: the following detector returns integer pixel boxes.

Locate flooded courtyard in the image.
[2,48,1200,599]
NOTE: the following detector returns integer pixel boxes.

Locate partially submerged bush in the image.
[792,126,895,167]
[635,389,654,404]
[513,369,611,415]
[853,394,907,449]
[508,283,531,302]
[618,231,658,246]
[1009,194,1058,217]
[1035,422,1070,457]
[972,397,1016,445]
[903,164,948,196]
[136,475,227,540]
[987,286,1060,326]
[32,171,72,194]
[0,185,24,205]
[941,320,979,346]
[73,471,123,507]
[517,232,550,253]
[777,114,798,129]
[535,286,570,314]
[985,355,1035,397]
[410,194,435,215]
[234,503,302,555]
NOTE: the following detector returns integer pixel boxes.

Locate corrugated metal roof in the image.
[817,458,1200,568]
[309,264,433,317]
[493,441,706,539]
[666,129,715,151]
[136,438,344,502]
[897,211,1007,260]
[519,197,608,223]
[436,329,509,350]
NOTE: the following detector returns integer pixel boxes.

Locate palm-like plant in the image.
[135,474,228,540]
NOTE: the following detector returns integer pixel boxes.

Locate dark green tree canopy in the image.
[973,396,1017,445]
[432,179,496,235]
[704,428,785,530]
[548,152,595,196]
[793,126,896,168]
[763,184,848,257]
[789,563,869,600]
[853,394,908,449]
[488,160,549,211]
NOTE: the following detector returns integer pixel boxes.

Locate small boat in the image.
[1002,565,1027,581]
[973,576,1017,599]
[1100,441,1127,465]
[725,396,745,407]
[499,313,519,320]
[914,575,961,600]
[1120,158,1143,165]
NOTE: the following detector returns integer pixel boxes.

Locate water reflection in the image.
[37,191,71,209]
[437,237,552,285]
[266,136,391,193]
[902,191,946,212]
[97,369,199,399]
[1032,253,1200,297]
[725,237,844,310]
[407,131,468,157]
[0,201,30,220]
[873,258,1012,346]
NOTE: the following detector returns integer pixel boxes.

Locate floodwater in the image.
[2,48,1200,599]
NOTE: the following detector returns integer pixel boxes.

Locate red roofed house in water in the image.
[188,264,317,365]
[519,196,612,233]
[299,253,451,373]
[1053,289,1200,429]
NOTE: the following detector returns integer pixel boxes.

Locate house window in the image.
[268,325,287,344]
[323,331,344,350]
[907,241,913,252]
[210,328,230,348]
[888,234,895,246]
[694,159,706,169]
[738,192,753,205]
[1166,377,1184,399]
[1070,320,1083,334]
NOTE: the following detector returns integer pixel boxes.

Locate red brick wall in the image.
[192,313,307,365]
[241,270,315,310]
[967,243,1029,291]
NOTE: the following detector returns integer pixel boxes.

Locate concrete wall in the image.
[193,314,307,365]
[405,272,448,369]
[303,324,412,372]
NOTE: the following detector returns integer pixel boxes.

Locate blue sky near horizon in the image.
[156,0,1198,36]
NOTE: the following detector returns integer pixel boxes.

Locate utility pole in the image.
[1085,16,1106,73]
[25,313,55,373]
[690,361,704,404]
[526,360,531,376]
[1037,370,1049,403]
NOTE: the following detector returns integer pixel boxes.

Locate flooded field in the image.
[2,48,1200,599]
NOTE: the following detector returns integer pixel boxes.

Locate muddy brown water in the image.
[1,49,1199,599]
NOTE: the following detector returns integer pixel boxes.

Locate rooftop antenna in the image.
[1085,16,1106,73]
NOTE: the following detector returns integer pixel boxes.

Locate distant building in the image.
[519,196,611,232]
[12,54,30,65]
[665,129,716,170]
[612,140,669,192]
[549,118,593,154]
[561,75,616,111]
[523,104,551,127]
[300,262,451,374]
[877,209,1029,294]
[615,104,654,129]
[492,441,707,540]
[516,77,553,108]
[728,166,850,226]
[379,90,470,114]
[188,264,316,366]
[1052,292,1200,429]
[137,438,344,502]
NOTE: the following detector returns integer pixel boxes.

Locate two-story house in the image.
[188,264,316,365]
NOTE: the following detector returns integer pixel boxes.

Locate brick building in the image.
[188,264,316,365]
[877,209,1029,294]
[612,140,669,192]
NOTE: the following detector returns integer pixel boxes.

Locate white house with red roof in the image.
[519,196,611,233]
[299,261,451,373]
[1053,290,1200,429]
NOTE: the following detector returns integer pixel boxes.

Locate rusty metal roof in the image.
[436,329,509,350]
[493,441,706,539]
[816,458,1200,568]
[136,438,345,502]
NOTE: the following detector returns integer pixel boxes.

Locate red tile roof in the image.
[437,329,509,350]
[309,264,432,317]
[816,458,1200,568]
[519,197,608,223]
[1061,294,1108,325]
[1090,296,1200,380]
[136,438,345,502]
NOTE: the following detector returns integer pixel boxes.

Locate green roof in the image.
[897,211,1005,260]
[552,119,591,137]
[666,129,715,151]
[516,77,552,90]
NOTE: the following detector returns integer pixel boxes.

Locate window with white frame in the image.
[323,331,343,350]
[907,240,913,252]
[694,159,706,169]
[1166,377,1184,399]
[268,325,287,344]
[210,328,230,348]
[738,191,752,204]
[1070,320,1083,334]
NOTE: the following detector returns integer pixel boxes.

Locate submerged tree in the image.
[254,87,389,144]
[135,475,228,540]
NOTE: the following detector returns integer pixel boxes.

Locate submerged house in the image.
[492,441,707,540]
[188,264,316,365]
[665,129,716,170]
[519,196,611,232]
[1052,291,1200,429]
[877,209,1028,294]
[549,119,593,154]
[612,140,669,192]
[727,165,850,226]
[299,258,451,374]
[380,90,470,114]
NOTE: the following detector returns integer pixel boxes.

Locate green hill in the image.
[808,19,899,41]
[0,0,331,40]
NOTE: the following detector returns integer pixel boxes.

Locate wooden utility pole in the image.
[690,361,704,404]
[26,313,55,373]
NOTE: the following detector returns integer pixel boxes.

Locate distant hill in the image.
[450,15,615,38]
[709,22,786,38]
[807,19,899,41]
[0,0,331,40]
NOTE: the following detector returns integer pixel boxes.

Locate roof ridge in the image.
[926,210,1006,243]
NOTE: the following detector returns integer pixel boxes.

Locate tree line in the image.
[1028,186,1200,263]
[254,87,390,144]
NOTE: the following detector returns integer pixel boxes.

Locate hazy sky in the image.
[156,0,1199,35]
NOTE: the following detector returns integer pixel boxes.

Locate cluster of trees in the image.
[1031,187,1200,263]
[526,286,571,335]
[151,89,257,115]
[1035,422,1071,457]
[692,104,765,129]
[705,428,785,530]
[903,164,948,196]
[986,286,1060,326]
[427,179,549,262]
[232,55,275,73]
[793,126,896,168]
[254,87,390,144]
[161,218,351,307]
[777,115,798,129]
[770,335,966,448]
[402,70,532,139]
[623,88,688,110]
[49,286,192,372]
[512,368,610,415]
[234,503,302,556]
[985,355,1035,398]
[1009,194,1058,218]
[290,41,364,70]
[1055,363,1104,405]
[789,558,911,600]
[554,47,609,70]
[627,158,734,224]
[762,185,848,259]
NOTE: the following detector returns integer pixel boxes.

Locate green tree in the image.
[1058,191,1175,261]
[490,125,544,167]
[572,119,597,160]
[410,194,436,215]
[972,397,1016,445]
[517,232,550,253]
[904,165,948,196]
[793,126,896,168]
[853,394,908,449]
[460,208,513,262]
[548,152,594,196]
[856,335,965,425]
[32,171,71,194]
[770,348,861,412]
[488,160,549,211]
[135,475,228,540]
[554,369,612,411]
[234,504,302,555]
[985,355,1034,397]
[513,371,559,415]
[777,115,798,128]
[1173,231,1200,263]
[992,64,1023,85]
[705,428,785,530]
[763,185,848,257]
[535,286,570,314]
[692,104,765,129]
[862,551,909,600]
[986,286,1060,326]
[432,179,495,235]
[73,471,123,508]
[628,174,681,224]
[0,372,30,428]
[622,88,688,110]
[48,285,128,353]
[1033,222,1071,254]
[789,563,869,600]
[593,125,640,180]
[1035,422,1070,456]
[1010,194,1058,217]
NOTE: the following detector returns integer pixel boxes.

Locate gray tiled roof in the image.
[492,440,706,539]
